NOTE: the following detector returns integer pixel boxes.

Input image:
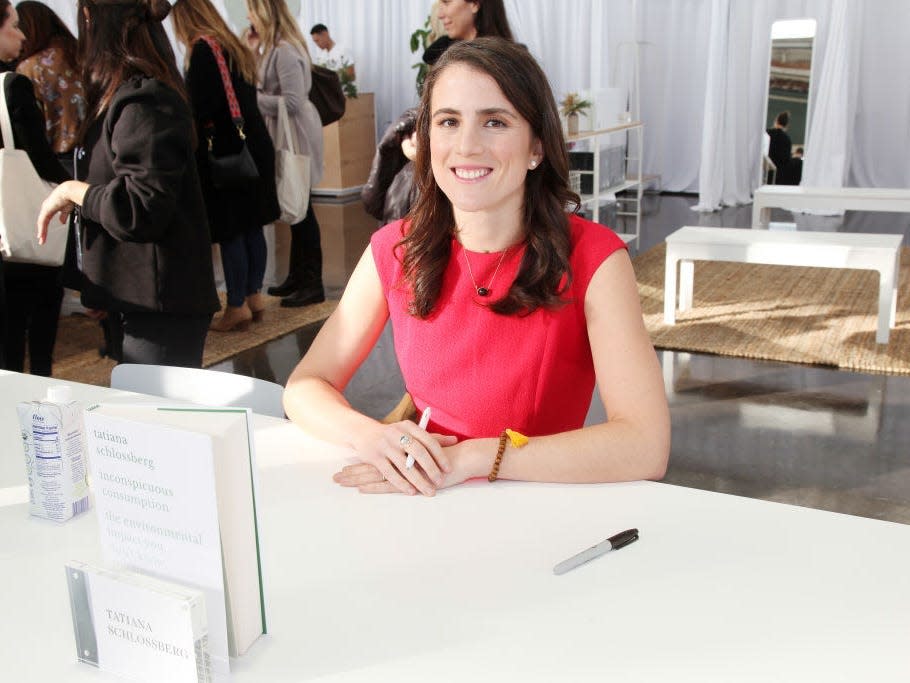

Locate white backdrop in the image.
[41,0,910,204]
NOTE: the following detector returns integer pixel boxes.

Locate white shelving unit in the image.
[567,121,643,244]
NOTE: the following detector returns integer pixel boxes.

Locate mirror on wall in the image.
[763,19,815,186]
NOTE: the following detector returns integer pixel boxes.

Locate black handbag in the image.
[207,133,258,189]
[309,64,346,126]
[201,36,260,189]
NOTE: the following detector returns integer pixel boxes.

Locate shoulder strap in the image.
[199,36,244,130]
[276,97,298,155]
[0,72,16,150]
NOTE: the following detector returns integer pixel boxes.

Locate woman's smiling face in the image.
[429,63,542,222]
[437,0,478,40]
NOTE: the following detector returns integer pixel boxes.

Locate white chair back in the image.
[110,364,285,418]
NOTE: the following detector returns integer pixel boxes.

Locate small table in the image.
[752,185,910,229]
[663,226,902,344]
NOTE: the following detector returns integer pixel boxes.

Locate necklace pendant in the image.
[476,287,490,297]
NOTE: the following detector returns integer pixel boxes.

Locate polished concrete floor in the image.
[212,193,910,525]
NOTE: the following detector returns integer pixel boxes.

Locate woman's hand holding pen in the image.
[334,419,456,496]
[334,436,496,496]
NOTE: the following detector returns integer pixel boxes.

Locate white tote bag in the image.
[0,73,65,266]
[275,97,311,224]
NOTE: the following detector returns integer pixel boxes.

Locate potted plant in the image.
[410,13,438,95]
[560,92,592,135]
[336,59,357,98]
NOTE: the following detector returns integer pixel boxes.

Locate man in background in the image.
[309,23,355,82]
[766,111,793,185]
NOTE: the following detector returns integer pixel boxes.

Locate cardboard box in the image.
[315,93,376,191]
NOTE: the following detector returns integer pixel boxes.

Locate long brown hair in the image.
[474,0,513,40]
[16,1,78,66]
[246,0,310,60]
[77,0,187,124]
[402,37,578,318]
[171,0,257,84]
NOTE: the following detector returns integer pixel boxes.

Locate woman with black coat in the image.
[172,0,280,332]
[36,0,220,368]
[0,0,70,375]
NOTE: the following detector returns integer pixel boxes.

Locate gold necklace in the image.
[462,246,510,297]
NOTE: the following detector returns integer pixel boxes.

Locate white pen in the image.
[405,407,432,469]
[553,529,639,575]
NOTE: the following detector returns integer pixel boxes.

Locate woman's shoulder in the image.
[14,53,40,76]
[187,39,222,73]
[104,77,191,128]
[568,213,626,251]
[567,213,628,281]
[189,37,216,57]
[112,76,185,104]
[3,71,38,102]
[371,219,408,250]
[273,40,310,64]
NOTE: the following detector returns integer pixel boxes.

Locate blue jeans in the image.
[220,227,267,307]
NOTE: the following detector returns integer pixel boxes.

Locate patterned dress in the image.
[16,45,86,154]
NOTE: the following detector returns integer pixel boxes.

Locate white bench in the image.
[663,226,902,344]
[752,185,910,229]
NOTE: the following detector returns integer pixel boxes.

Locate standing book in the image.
[65,561,211,683]
[83,404,266,673]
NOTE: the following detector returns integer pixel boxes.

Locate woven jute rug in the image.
[633,242,910,375]
[49,296,337,387]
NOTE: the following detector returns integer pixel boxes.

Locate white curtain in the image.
[692,0,733,211]
[41,0,77,31]
[694,0,835,210]
[800,0,860,189]
[848,0,910,189]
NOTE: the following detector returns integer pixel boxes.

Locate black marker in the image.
[553,528,639,575]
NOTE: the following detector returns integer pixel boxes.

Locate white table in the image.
[663,226,902,344]
[752,185,910,229]
[2,371,910,682]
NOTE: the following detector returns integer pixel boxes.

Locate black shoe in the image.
[280,285,326,308]
[267,277,299,297]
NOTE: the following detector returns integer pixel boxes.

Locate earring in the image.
[529,160,537,169]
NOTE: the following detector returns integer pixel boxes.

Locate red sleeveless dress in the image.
[370,214,627,440]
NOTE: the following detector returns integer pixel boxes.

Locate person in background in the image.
[284,38,669,497]
[361,106,418,223]
[766,110,792,185]
[779,145,803,186]
[37,0,220,368]
[171,0,280,332]
[0,0,69,376]
[309,23,354,82]
[247,0,325,308]
[15,1,86,171]
[422,0,513,65]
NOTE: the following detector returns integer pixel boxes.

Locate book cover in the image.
[83,405,266,672]
[65,560,211,683]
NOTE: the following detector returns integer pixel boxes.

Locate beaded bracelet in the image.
[488,429,529,482]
